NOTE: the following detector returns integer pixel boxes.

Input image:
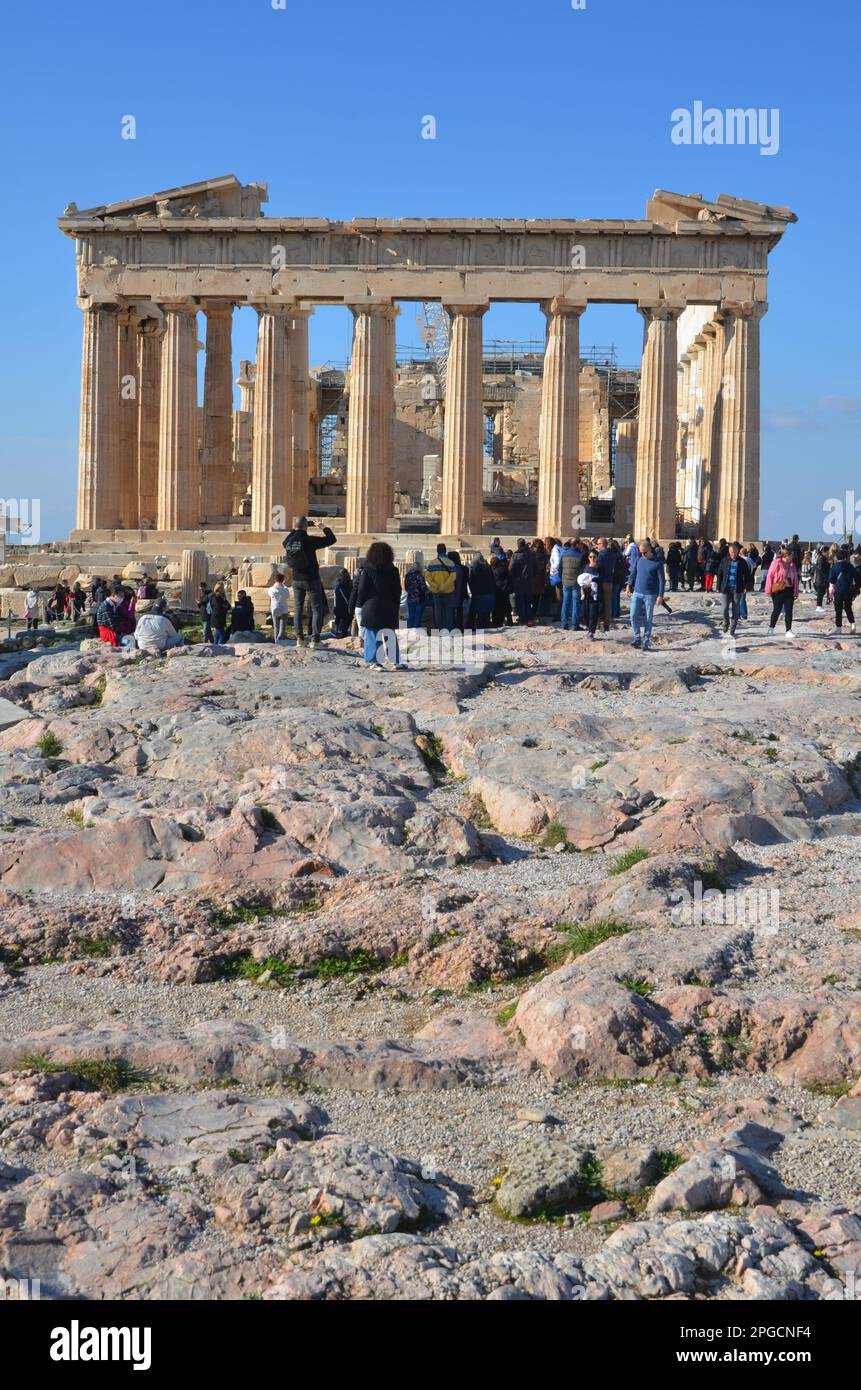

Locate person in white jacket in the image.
[268,573,291,642]
[23,589,40,630]
[134,602,184,652]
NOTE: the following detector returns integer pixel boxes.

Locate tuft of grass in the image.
[655,1149,685,1178]
[90,674,107,706]
[36,731,64,758]
[547,918,631,966]
[763,746,779,762]
[697,865,726,893]
[416,731,447,782]
[609,846,650,876]
[17,1054,136,1092]
[589,759,607,772]
[731,731,757,744]
[313,948,407,979]
[496,1001,519,1028]
[370,724,385,737]
[541,820,568,850]
[619,975,656,999]
[208,900,273,929]
[76,935,114,959]
[804,1079,852,1100]
[461,792,493,830]
[220,954,298,988]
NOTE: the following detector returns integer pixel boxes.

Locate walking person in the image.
[626,540,665,651]
[595,537,615,631]
[829,547,858,634]
[577,550,602,640]
[282,515,336,650]
[23,587,40,630]
[759,542,775,592]
[813,546,831,614]
[426,543,458,631]
[715,541,750,637]
[765,544,799,638]
[354,541,402,670]
[667,542,683,592]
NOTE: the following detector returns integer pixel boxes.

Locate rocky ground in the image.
[1,586,861,1301]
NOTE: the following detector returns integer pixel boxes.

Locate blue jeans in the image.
[738,591,748,620]
[407,601,425,628]
[432,593,456,630]
[560,585,580,629]
[363,627,400,666]
[630,591,657,643]
[212,627,225,645]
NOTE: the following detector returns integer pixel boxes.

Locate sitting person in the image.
[226,590,256,640]
[331,568,353,637]
[133,600,185,652]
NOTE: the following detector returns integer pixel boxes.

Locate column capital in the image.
[637,301,685,322]
[541,296,587,318]
[720,300,768,321]
[77,296,120,314]
[161,297,199,315]
[248,298,294,316]
[441,302,488,317]
[346,298,399,319]
[202,299,234,318]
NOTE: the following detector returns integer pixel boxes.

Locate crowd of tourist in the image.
[18,522,860,666]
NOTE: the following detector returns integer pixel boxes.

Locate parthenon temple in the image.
[58,176,796,548]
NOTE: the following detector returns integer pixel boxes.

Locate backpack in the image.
[283,533,309,570]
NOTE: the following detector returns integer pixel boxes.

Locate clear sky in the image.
[1,0,858,542]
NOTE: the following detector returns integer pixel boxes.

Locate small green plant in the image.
[763,746,779,762]
[90,675,107,706]
[619,976,656,999]
[731,731,757,744]
[36,731,63,758]
[495,1001,519,1028]
[541,820,568,850]
[416,731,447,782]
[609,846,650,875]
[371,724,384,737]
[76,936,114,959]
[655,1149,684,1178]
[64,809,86,828]
[548,918,631,965]
[804,1079,852,1099]
[208,900,273,929]
[18,1054,136,1092]
[220,954,297,988]
[461,792,493,830]
[522,737,539,748]
[589,759,607,772]
[697,865,726,893]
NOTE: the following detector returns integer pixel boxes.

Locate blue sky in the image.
[1,0,858,542]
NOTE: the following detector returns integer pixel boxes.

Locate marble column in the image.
[716,303,766,542]
[634,304,682,541]
[137,316,162,528]
[157,301,200,531]
[676,354,691,511]
[440,304,487,536]
[536,299,583,538]
[117,306,140,528]
[345,302,397,534]
[200,301,234,525]
[76,301,121,531]
[684,343,703,519]
[250,305,292,533]
[287,307,313,517]
[699,316,725,535]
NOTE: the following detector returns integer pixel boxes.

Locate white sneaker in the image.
[765,627,774,637]
[815,606,824,615]
[851,623,857,634]
[785,629,795,640]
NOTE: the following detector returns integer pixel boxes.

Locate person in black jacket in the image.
[208,584,231,645]
[226,590,255,641]
[829,548,858,633]
[282,515,336,649]
[354,541,402,669]
[813,547,831,614]
[490,554,512,627]
[715,541,751,636]
[466,554,496,629]
[509,539,537,625]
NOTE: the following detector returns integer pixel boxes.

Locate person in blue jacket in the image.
[626,540,665,651]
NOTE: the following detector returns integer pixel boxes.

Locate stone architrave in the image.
[137,317,162,528]
[716,303,767,542]
[634,303,682,541]
[157,301,200,531]
[345,302,397,534]
[200,301,234,525]
[117,306,140,528]
[251,305,292,534]
[287,307,313,518]
[77,301,121,531]
[180,548,208,610]
[441,304,487,536]
[536,298,584,538]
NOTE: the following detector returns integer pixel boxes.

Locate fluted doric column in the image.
[137,316,162,528]
[537,299,583,538]
[288,307,313,516]
[441,304,487,536]
[676,354,692,511]
[157,300,200,531]
[76,301,120,531]
[634,303,682,541]
[699,316,725,535]
[117,306,140,528]
[345,301,397,534]
[200,301,234,524]
[715,303,766,543]
[251,304,292,533]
